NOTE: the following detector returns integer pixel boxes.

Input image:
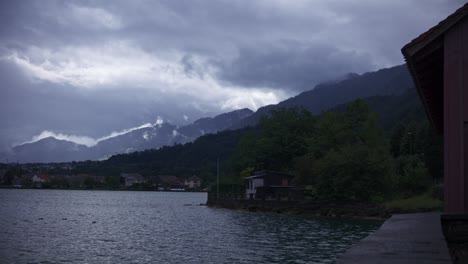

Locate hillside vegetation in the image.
[63,87,442,203]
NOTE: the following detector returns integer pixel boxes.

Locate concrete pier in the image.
[337,212,452,263]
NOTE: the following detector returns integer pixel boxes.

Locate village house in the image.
[120,173,145,187]
[184,176,201,190]
[32,174,50,188]
[245,170,294,199]
[158,175,185,191]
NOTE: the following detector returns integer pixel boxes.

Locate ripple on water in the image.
[0,189,382,263]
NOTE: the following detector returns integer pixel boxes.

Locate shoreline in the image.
[207,198,442,220]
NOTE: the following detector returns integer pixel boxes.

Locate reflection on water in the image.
[0,189,382,263]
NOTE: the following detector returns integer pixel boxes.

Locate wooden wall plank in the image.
[444,17,468,213]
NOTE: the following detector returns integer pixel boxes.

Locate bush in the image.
[312,144,394,202]
[394,155,431,197]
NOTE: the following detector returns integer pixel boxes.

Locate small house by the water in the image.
[245,170,294,199]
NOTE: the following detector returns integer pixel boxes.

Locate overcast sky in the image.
[0,0,463,149]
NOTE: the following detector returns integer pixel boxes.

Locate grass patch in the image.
[384,193,442,211]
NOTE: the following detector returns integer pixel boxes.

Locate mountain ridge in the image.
[4,108,254,163]
[230,64,412,129]
[3,64,413,163]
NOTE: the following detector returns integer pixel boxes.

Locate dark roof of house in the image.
[158,175,181,184]
[402,3,468,133]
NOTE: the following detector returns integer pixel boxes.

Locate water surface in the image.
[0,189,382,263]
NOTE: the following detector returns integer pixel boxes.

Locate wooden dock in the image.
[337,212,452,264]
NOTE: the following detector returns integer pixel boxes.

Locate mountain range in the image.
[3,108,253,163]
[3,64,413,163]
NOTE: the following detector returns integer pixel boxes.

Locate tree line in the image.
[232,100,441,202]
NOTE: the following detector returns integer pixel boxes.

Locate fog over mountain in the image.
[0,1,463,154]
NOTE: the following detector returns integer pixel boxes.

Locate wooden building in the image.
[245,170,294,199]
[402,3,468,214]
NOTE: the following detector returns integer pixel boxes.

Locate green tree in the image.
[84,176,96,189]
[312,144,394,201]
[390,122,406,157]
[395,120,443,180]
[293,153,316,185]
[395,155,431,197]
[300,100,394,201]
[232,107,315,174]
[106,175,121,189]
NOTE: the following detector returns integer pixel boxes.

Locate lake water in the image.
[0,189,381,263]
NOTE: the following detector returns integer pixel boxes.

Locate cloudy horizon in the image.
[0,0,464,149]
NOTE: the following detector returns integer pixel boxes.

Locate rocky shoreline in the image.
[207,198,440,220]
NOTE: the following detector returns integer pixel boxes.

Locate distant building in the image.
[184,176,201,190]
[158,175,184,191]
[245,170,294,199]
[32,174,49,188]
[120,173,145,187]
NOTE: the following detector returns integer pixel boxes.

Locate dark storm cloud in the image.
[0,61,211,149]
[216,41,374,91]
[0,0,463,91]
[0,0,465,148]
[103,0,462,91]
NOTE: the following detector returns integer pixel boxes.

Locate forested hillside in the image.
[67,86,441,201]
[232,64,412,128]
